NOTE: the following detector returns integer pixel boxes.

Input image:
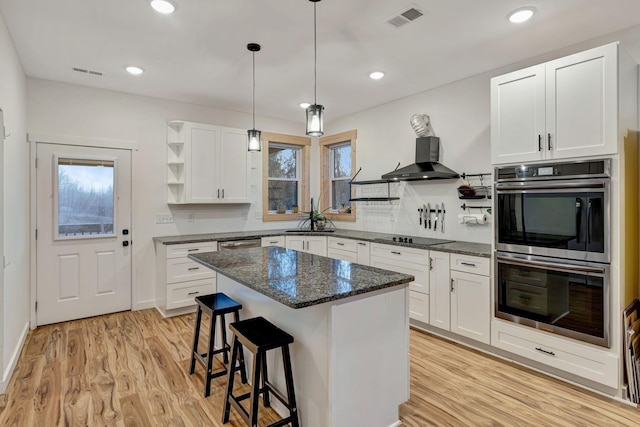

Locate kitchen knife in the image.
[426,203,430,229]
[441,202,445,233]
[433,203,439,230]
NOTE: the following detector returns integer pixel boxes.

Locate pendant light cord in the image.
[252,51,256,129]
[313,1,317,105]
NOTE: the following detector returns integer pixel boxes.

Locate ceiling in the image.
[1,0,640,125]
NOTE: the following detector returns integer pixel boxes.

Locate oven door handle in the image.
[496,255,606,276]
[496,181,607,192]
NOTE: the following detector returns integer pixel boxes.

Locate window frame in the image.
[320,130,357,222]
[262,132,311,222]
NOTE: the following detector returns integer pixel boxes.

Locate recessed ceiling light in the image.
[125,66,144,75]
[150,0,176,14]
[369,71,385,80]
[299,102,311,109]
[508,7,535,23]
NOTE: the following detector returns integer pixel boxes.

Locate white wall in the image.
[0,11,29,392]
[326,69,494,244]
[27,78,306,308]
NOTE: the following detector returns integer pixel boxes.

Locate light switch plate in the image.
[156,213,174,224]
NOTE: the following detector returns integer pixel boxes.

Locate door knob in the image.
[122,241,129,247]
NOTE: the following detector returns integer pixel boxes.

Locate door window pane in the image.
[57,158,115,238]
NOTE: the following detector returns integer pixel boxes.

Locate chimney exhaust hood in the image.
[381,136,459,181]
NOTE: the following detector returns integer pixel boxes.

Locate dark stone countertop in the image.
[189,247,414,309]
[155,229,491,258]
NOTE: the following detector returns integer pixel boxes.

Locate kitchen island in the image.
[189,246,414,427]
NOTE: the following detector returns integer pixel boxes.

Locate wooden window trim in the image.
[320,130,357,222]
[262,132,311,222]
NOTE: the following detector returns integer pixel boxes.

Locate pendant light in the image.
[247,43,262,151]
[306,0,324,137]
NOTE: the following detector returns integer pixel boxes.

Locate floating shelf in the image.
[349,197,400,202]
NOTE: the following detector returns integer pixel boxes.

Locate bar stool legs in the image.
[189,293,247,397]
[222,316,299,427]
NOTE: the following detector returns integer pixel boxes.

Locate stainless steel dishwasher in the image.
[217,239,262,251]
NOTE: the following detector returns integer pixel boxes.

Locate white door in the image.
[36,143,132,326]
[219,127,249,202]
[186,122,219,203]
[451,271,491,344]
[428,251,451,331]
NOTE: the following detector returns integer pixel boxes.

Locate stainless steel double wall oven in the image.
[495,159,611,347]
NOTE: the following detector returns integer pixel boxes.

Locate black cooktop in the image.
[374,236,455,246]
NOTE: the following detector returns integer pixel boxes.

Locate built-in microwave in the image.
[495,159,610,263]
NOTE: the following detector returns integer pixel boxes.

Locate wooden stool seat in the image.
[189,292,247,397]
[222,316,299,427]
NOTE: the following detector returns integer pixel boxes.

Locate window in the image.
[262,132,311,221]
[320,130,356,221]
[56,157,116,239]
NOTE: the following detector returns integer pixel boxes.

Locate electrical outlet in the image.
[156,213,174,224]
[187,212,195,222]
[255,210,263,220]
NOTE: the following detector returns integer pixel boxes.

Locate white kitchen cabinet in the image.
[491,42,620,164]
[167,120,249,204]
[370,243,429,323]
[327,237,370,265]
[428,251,450,330]
[261,236,285,247]
[285,235,327,256]
[155,241,216,317]
[427,252,490,345]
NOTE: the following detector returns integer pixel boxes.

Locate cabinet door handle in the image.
[217,189,220,198]
[187,248,199,252]
[391,251,401,255]
[547,133,552,150]
[222,189,225,198]
[538,134,542,151]
[188,291,200,296]
[429,258,434,270]
[460,262,476,267]
[269,241,279,244]
[358,242,366,246]
[535,347,556,356]
[450,278,454,292]
[188,267,200,271]
[337,242,345,246]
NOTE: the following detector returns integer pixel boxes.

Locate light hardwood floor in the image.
[0,309,639,426]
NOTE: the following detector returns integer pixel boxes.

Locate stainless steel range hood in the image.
[381,136,459,181]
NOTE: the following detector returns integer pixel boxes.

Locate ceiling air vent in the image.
[72,67,104,76]
[386,5,424,28]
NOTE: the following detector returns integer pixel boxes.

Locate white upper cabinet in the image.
[491,43,620,164]
[167,121,249,204]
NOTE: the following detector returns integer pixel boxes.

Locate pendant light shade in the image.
[305,104,324,137]
[247,43,262,152]
[306,0,324,137]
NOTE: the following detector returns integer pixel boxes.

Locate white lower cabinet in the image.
[327,237,370,265]
[429,252,491,345]
[261,236,285,247]
[155,241,216,317]
[285,235,327,256]
[370,243,429,323]
[491,319,618,388]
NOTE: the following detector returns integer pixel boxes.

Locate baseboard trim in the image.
[133,299,156,311]
[1,321,29,394]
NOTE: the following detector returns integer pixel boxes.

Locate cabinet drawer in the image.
[409,290,429,324]
[370,257,428,294]
[167,258,215,284]
[450,253,490,276]
[167,278,215,310]
[328,237,357,252]
[491,320,618,388]
[261,236,285,247]
[327,248,358,263]
[166,241,217,259]
[370,243,428,265]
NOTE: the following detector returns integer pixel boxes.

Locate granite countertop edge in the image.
[157,229,491,258]
[189,252,414,309]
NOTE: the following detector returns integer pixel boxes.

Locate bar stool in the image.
[189,293,247,397]
[222,316,299,427]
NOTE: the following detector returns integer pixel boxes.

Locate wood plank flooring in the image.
[1,309,640,426]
